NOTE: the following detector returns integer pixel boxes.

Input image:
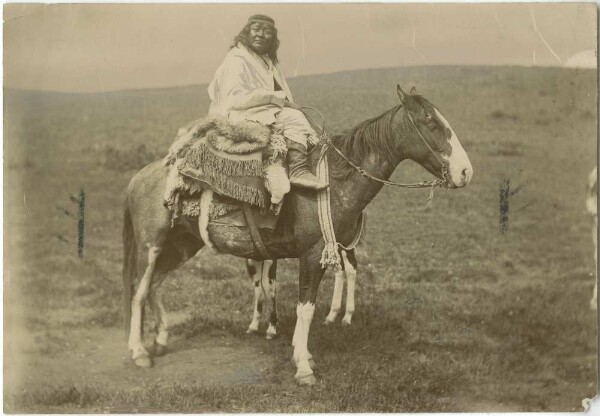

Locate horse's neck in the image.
[322,106,409,216]
[329,152,399,216]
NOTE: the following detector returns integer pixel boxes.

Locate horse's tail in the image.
[122,202,137,335]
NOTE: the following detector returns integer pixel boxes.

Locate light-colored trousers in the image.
[273,108,319,147]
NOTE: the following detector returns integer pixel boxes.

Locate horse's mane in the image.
[328,104,407,180]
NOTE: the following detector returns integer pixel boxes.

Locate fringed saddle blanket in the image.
[164,116,288,221]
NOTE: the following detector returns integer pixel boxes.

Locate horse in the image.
[245,246,364,340]
[586,166,597,309]
[122,85,473,385]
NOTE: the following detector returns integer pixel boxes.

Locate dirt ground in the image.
[6,328,273,394]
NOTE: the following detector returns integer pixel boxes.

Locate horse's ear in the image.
[409,86,418,96]
[397,84,407,102]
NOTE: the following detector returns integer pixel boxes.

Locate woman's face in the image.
[248,23,274,55]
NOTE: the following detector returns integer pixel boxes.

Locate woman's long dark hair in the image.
[230,23,280,65]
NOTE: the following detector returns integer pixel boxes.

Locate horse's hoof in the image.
[134,356,153,368]
[246,327,259,334]
[153,342,167,357]
[296,374,317,386]
[341,318,352,326]
[324,318,334,326]
[266,324,277,340]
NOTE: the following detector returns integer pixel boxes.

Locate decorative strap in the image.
[315,148,367,269]
[316,145,342,270]
[242,203,272,259]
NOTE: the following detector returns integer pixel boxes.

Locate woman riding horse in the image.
[123,83,472,385]
[208,14,327,190]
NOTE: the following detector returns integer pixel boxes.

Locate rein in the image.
[302,106,449,199]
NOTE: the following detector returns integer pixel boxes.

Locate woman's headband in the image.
[248,14,276,28]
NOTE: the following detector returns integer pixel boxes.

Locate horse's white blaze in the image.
[293,302,315,380]
[325,269,345,324]
[435,108,473,188]
[586,167,597,309]
[199,190,214,249]
[129,246,161,359]
[342,251,357,326]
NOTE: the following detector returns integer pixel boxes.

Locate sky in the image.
[4,2,597,93]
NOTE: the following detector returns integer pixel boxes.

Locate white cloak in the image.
[208,44,294,125]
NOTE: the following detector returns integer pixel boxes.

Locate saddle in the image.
[164,115,354,269]
[163,117,287,232]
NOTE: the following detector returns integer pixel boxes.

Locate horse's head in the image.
[396,85,472,189]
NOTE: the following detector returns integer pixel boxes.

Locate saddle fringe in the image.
[179,142,263,177]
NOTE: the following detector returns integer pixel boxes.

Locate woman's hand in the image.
[284,100,301,110]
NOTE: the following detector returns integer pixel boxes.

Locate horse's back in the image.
[127,159,169,196]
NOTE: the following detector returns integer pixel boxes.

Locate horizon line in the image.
[4,63,595,95]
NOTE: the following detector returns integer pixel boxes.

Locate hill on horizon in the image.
[4,64,596,97]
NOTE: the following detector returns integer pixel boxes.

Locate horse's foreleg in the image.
[148,284,169,356]
[265,260,278,340]
[293,254,325,386]
[247,261,265,334]
[128,246,161,367]
[324,268,345,325]
[293,302,315,384]
[342,250,358,326]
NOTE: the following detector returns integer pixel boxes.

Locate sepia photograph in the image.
[3,2,598,413]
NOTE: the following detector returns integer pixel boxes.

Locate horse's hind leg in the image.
[129,246,162,367]
[148,283,168,356]
[148,233,204,356]
[247,261,265,334]
[265,260,278,340]
[342,249,358,326]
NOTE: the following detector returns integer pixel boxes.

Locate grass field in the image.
[4,66,597,412]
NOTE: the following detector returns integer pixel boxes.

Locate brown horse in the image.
[122,85,473,385]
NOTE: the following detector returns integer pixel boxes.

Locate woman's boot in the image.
[285,139,328,190]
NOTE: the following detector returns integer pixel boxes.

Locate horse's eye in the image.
[427,120,438,131]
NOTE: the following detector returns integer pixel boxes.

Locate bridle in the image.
[301,105,450,198]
